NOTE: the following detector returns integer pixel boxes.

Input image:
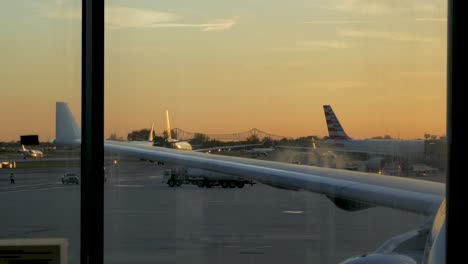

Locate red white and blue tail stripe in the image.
[323,105,351,140]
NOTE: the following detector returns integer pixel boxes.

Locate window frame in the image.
[81,1,104,263]
[80,1,457,263]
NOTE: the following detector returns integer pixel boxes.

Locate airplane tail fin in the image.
[149,123,155,142]
[323,105,351,140]
[166,110,172,139]
[55,102,81,144]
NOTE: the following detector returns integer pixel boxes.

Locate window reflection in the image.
[104,1,446,264]
[0,1,81,264]
[0,1,447,264]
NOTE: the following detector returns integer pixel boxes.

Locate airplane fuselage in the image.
[324,139,426,161]
[166,140,193,151]
[20,149,44,159]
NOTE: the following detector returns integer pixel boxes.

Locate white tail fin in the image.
[166,110,172,139]
[149,123,155,142]
[55,102,81,144]
[323,105,351,140]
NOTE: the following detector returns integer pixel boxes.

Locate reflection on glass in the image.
[0,0,447,264]
[104,1,446,263]
[103,0,447,263]
[0,1,81,264]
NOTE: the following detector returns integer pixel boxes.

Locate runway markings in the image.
[3,186,67,193]
[1,183,59,189]
[239,251,264,255]
[112,210,163,215]
[255,246,273,249]
[0,183,70,193]
[283,210,304,214]
[114,184,144,188]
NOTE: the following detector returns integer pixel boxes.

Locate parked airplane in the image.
[160,110,193,150]
[18,144,43,159]
[54,102,445,263]
[322,105,426,162]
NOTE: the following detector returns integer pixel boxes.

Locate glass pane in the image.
[105,1,446,263]
[0,1,81,263]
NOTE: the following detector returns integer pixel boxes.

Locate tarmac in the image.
[0,153,439,264]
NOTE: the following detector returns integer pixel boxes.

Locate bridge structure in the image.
[172,128,290,142]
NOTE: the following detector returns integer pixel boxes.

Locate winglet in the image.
[55,102,81,144]
[323,105,351,140]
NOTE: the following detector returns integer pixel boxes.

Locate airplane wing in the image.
[105,140,444,216]
[56,102,444,216]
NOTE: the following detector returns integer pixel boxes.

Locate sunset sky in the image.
[0,0,447,142]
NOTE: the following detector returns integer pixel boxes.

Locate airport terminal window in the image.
[0,1,82,263]
[1,0,452,264]
[102,1,447,264]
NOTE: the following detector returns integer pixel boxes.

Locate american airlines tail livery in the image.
[323,105,426,162]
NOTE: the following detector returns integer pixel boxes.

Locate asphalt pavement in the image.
[0,155,429,264]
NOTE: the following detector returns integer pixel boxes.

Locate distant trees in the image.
[424,133,439,141]
[108,133,125,141]
[370,135,393,139]
[245,134,260,144]
[190,133,210,145]
[127,129,151,141]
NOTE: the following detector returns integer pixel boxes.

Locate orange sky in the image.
[0,1,447,142]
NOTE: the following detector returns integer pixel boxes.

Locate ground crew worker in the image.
[10,173,15,184]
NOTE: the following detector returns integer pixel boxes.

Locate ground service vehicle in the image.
[62,172,80,184]
[163,167,255,188]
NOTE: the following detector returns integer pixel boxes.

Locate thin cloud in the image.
[333,0,443,17]
[418,3,439,13]
[106,7,235,31]
[106,7,178,29]
[339,29,433,43]
[415,17,447,22]
[309,80,369,91]
[335,0,392,15]
[398,70,445,78]
[44,6,235,32]
[297,41,347,49]
[303,20,373,24]
[44,6,81,20]
[150,19,235,31]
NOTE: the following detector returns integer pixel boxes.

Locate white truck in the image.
[163,167,255,188]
